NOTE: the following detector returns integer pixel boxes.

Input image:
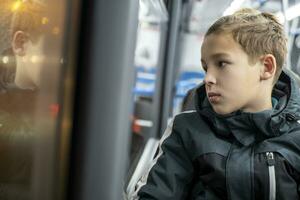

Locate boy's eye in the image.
[217,61,228,68]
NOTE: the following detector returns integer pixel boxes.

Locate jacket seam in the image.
[225,143,235,200]
[193,152,228,160]
[130,118,175,199]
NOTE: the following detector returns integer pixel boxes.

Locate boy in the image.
[131,8,300,200]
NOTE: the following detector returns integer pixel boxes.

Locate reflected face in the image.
[23,37,45,87]
[201,33,263,115]
[13,32,45,90]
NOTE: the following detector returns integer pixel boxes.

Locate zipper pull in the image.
[266,152,276,200]
[266,152,275,166]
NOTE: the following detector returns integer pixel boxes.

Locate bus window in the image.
[0,0,76,199]
[129,0,168,171]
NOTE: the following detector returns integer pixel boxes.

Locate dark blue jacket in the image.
[136,70,300,200]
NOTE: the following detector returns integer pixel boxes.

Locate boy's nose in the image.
[204,71,216,85]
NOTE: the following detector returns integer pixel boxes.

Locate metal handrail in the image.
[126,138,159,197]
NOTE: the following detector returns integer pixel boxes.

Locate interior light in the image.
[11,0,22,12]
[2,56,9,64]
[223,0,247,16]
[276,3,300,23]
[41,17,49,25]
[276,12,284,24]
[31,55,38,63]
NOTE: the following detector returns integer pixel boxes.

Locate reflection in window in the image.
[0,0,46,199]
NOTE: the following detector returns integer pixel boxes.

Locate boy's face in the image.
[201,33,265,115]
[12,31,45,89]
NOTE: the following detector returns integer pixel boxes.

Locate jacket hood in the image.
[195,69,300,146]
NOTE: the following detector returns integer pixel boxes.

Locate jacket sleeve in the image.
[133,118,194,200]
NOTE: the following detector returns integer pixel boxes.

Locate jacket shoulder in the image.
[172,110,231,158]
[173,110,207,130]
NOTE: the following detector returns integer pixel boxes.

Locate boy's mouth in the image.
[207,92,221,103]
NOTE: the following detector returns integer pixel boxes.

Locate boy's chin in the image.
[212,106,235,116]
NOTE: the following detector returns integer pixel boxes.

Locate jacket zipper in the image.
[266,152,276,200]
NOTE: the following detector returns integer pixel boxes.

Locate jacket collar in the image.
[195,70,300,146]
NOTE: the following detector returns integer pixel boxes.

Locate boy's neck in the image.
[243,95,273,113]
[246,104,272,113]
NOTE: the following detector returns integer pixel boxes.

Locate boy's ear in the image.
[260,54,277,81]
[12,31,29,57]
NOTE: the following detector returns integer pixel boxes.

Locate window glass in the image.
[129,0,168,169]
[0,0,72,199]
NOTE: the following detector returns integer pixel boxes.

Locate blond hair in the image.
[11,0,46,43]
[205,8,287,82]
[0,0,46,50]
